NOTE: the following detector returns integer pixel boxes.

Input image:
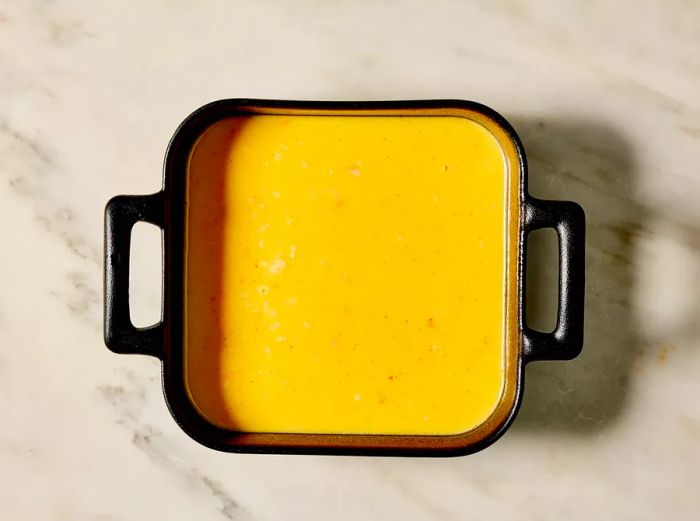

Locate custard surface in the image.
[185,115,513,435]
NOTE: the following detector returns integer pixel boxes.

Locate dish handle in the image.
[104,192,165,359]
[523,198,585,362]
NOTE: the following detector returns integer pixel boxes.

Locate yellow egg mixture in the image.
[185,114,517,435]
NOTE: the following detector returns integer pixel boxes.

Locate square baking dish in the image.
[104,99,585,455]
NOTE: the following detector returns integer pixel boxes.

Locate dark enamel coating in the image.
[104,99,585,456]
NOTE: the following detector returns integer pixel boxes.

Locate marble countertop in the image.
[1,1,699,519]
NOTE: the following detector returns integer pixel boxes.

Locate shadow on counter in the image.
[510,118,643,433]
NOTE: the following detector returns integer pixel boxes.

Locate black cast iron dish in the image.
[104,99,585,456]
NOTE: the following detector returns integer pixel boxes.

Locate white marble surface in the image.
[1,0,699,519]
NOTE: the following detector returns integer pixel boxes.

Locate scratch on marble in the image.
[98,374,252,521]
[607,221,649,247]
[130,424,250,520]
[55,505,120,521]
[37,208,100,263]
[598,248,630,265]
[0,119,53,170]
[617,78,698,119]
[0,120,99,264]
[679,125,700,139]
[28,1,95,47]
[130,424,159,453]
[49,271,101,328]
[569,397,599,427]
[523,127,637,210]
[65,271,100,316]
[200,475,243,521]
[559,168,605,194]
[450,45,514,66]
[1,440,37,455]
[98,384,139,425]
[47,18,94,46]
